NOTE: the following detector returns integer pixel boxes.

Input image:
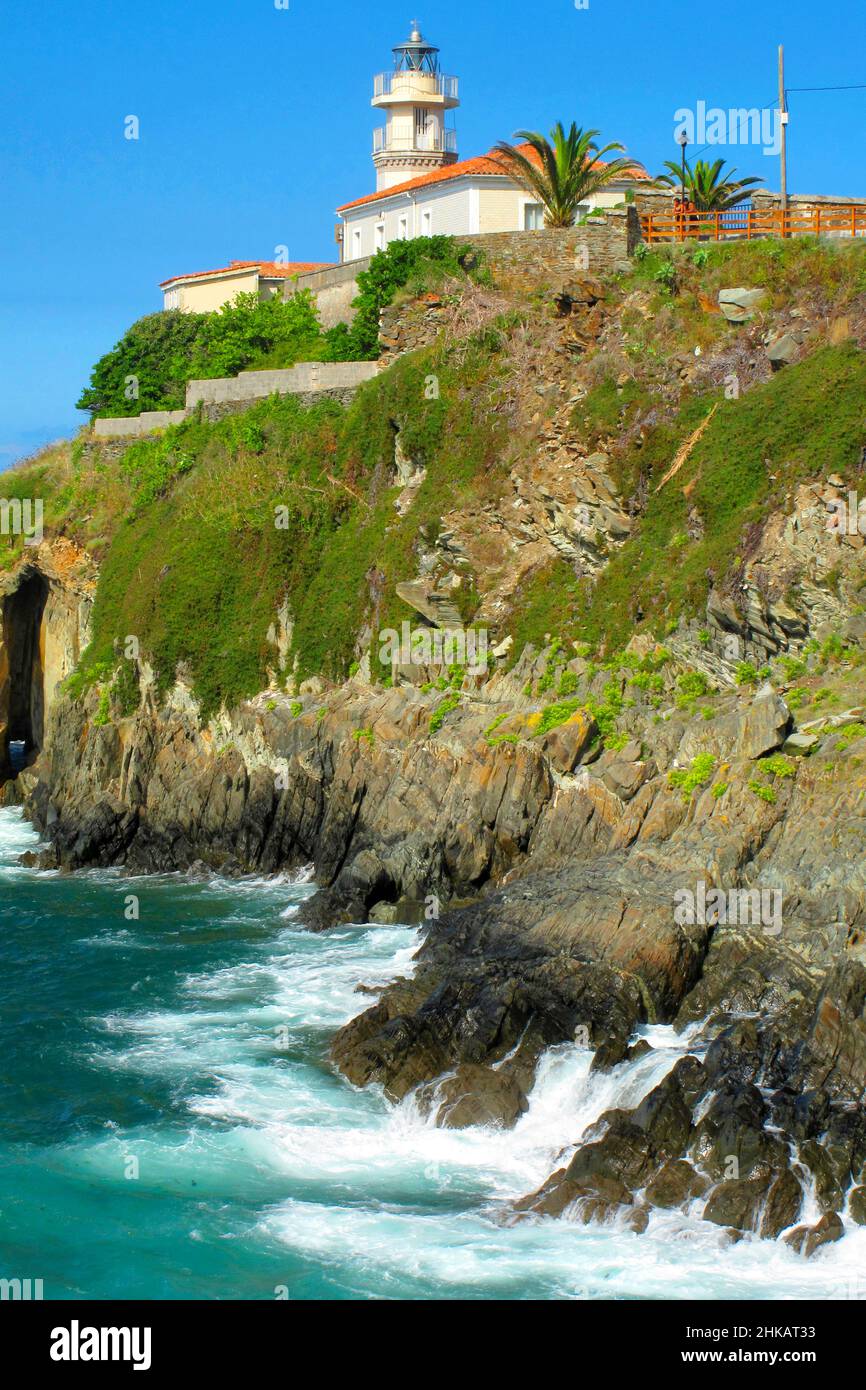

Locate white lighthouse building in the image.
[333,21,648,263]
[372,23,460,192]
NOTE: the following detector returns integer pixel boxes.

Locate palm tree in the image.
[492,122,645,228]
[655,157,763,211]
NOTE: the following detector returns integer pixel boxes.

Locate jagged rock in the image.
[645,1159,708,1209]
[848,1186,866,1224]
[718,288,767,322]
[678,691,791,763]
[767,333,801,369]
[784,1211,844,1257]
[783,731,820,756]
[541,710,598,774]
[394,580,463,629]
[601,758,650,801]
[418,1064,528,1129]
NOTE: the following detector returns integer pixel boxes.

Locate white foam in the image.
[0,806,42,869]
[44,826,863,1299]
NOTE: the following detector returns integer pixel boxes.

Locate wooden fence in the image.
[640,203,866,244]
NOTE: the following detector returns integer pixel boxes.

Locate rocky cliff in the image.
[4,231,866,1250]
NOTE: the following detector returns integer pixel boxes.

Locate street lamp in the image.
[677,129,688,241]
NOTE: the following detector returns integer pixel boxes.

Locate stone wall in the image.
[752,191,866,235]
[286,212,641,331]
[91,364,380,439]
[465,208,641,287]
[93,410,187,439]
[753,190,866,212]
[185,361,379,408]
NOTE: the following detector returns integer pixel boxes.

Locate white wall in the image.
[342,181,480,261]
[340,176,640,261]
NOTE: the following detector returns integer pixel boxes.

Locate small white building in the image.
[159,259,332,314]
[336,22,647,262]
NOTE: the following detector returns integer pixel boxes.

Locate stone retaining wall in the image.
[93,410,187,439]
[184,361,379,408]
[467,209,641,286]
[288,212,641,328]
[92,363,380,438]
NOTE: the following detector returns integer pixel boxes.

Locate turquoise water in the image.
[0,806,861,1301]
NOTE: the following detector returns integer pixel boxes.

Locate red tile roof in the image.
[160,259,333,289]
[337,146,648,212]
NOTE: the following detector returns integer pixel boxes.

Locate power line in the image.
[688,97,777,161]
[787,83,866,93]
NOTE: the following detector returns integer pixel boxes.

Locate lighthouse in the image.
[371,22,459,192]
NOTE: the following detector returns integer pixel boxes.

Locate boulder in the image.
[679,691,791,763]
[419,1064,529,1129]
[784,1211,844,1257]
[760,1169,803,1237]
[783,731,820,757]
[848,1186,866,1225]
[645,1159,708,1209]
[513,1171,632,1220]
[767,333,801,369]
[718,288,767,322]
[541,710,598,774]
[733,693,793,759]
[703,1174,772,1232]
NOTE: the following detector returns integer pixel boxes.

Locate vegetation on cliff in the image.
[5,234,866,722]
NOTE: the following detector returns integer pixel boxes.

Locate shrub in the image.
[761,753,796,779]
[78,293,325,419]
[668,752,716,798]
[536,698,583,737]
[430,692,460,734]
[676,670,711,705]
[749,778,777,804]
[76,311,203,417]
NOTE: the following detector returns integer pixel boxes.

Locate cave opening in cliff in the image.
[1,570,49,778]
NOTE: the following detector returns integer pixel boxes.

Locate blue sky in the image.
[1,0,864,469]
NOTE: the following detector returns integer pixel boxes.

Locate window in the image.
[375,223,385,252]
[352,228,362,259]
[523,202,545,231]
[421,209,432,236]
[398,214,409,240]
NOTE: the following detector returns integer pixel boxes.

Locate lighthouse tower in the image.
[372,22,459,192]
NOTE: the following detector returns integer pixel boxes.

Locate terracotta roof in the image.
[160,259,333,289]
[337,145,648,212]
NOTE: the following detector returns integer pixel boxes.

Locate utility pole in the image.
[779,44,788,233]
